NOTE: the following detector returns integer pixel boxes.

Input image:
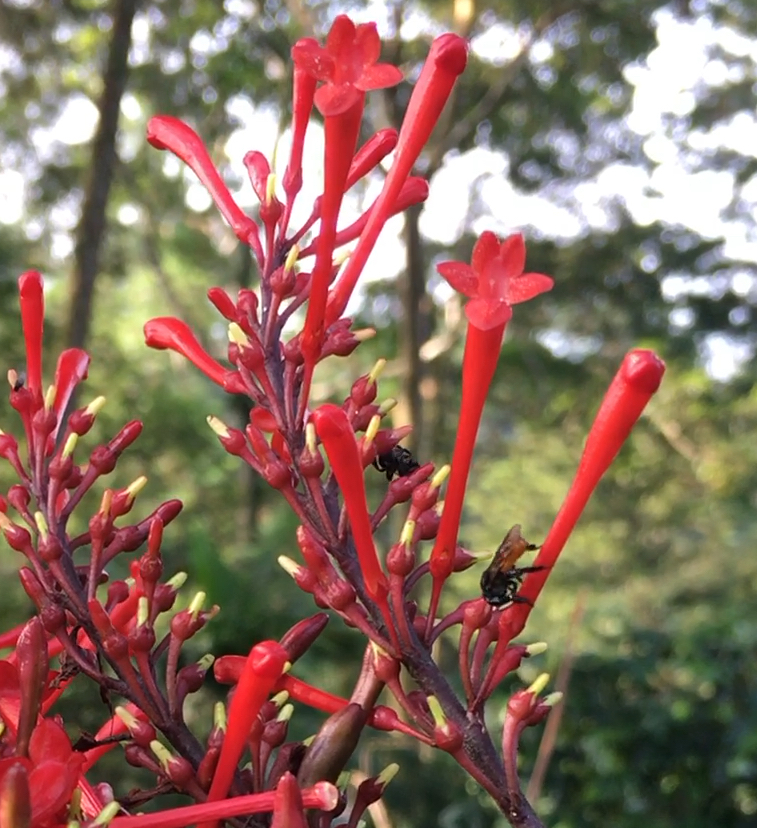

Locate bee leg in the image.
[517,565,549,574]
[511,595,535,607]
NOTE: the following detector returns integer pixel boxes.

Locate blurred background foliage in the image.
[1,0,757,825]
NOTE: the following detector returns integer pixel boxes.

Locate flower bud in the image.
[0,761,31,828]
[207,286,238,321]
[278,613,329,663]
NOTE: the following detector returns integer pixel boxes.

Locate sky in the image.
[1,4,755,377]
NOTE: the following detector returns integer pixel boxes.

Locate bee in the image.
[372,445,420,481]
[480,524,544,608]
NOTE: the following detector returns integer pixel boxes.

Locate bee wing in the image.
[490,524,534,571]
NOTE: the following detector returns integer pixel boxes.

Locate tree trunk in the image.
[400,203,427,452]
[67,0,139,349]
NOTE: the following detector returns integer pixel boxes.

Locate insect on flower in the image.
[480,524,544,607]
[372,445,420,481]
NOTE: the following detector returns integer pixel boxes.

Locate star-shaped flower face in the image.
[437,232,554,330]
[291,16,403,117]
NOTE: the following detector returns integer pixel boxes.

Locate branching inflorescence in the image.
[0,16,665,828]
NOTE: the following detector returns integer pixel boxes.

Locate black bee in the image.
[372,445,420,481]
[480,524,544,607]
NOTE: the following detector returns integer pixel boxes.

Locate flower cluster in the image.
[0,15,665,828]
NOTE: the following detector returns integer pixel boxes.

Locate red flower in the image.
[437,232,553,331]
[0,719,84,827]
[16,271,91,443]
[291,15,402,117]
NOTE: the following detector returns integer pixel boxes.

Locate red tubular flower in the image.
[501,676,556,800]
[144,317,242,391]
[0,761,31,828]
[147,116,263,263]
[427,233,553,633]
[51,349,90,437]
[281,56,317,228]
[345,128,398,188]
[326,33,468,324]
[437,233,553,331]
[271,771,307,828]
[503,349,665,638]
[106,784,338,828]
[294,16,401,368]
[300,177,430,257]
[311,404,388,601]
[0,718,84,827]
[18,271,44,400]
[300,97,363,364]
[15,618,48,758]
[291,16,402,118]
[276,673,346,714]
[202,640,288,828]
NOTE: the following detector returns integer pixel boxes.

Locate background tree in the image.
[1,0,756,824]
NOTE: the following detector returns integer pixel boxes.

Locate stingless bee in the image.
[372,445,420,481]
[480,524,545,607]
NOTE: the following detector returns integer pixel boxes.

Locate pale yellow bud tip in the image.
[334,247,352,266]
[400,519,416,546]
[526,642,548,657]
[431,464,451,488]
[353,328,376,342]
[364,414,381,443]
[378,397,397,415]
[114,706,137,727]
[150,739,172,769]
[188,591,206,617]
[93,801,121,826]
[266,172,277,203]
[86,395,107,416]
[426,695,446,728]
[213,701,227,731]
[284,243,300,272]
[305,422,318,453]
[62,433,78,459]
[277,703,294,722]
[528,672,551,697]
[44,384,57,410]
[168,572,188,589]
[543,691,563,707]
[277,555,300,577]
[207,415,230,438]
[34,510,49,537]
[126,476,148,498]
[272,690,290,707]
[368,358,387,383]
[228,322,248,346]
[137,596,149,627]
[378,762,400,786]
[198,654,215,671]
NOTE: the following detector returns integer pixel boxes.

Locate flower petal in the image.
[52,348,91,436]
[506,272,554,305]
[470,231,501,275]
[437,262,478,297]
[356,63,404,91]
[354,22,380,64]
[147,116,261,252]
[465,297,513,331]
[326,15,357,55]
[497,233,526,280]
[144,317,230,388]
[314,83,361,117]
[291,39,333,81]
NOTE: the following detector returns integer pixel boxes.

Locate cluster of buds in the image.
[0,15,665,828]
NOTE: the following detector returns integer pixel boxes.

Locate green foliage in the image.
[1,0,757,824]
